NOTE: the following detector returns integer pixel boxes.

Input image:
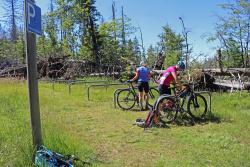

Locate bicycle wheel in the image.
[147,87,159,107]
[117,89,136,110]
[155,96,178,123]
[187,94,207,119]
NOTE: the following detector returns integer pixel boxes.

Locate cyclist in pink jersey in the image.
[157,61,185,95]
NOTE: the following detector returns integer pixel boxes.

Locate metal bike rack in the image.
[68,80,108,94]
[40,79,109,93]
[39,79,70,91]
[87,83,127,101]
[51,79,71,91]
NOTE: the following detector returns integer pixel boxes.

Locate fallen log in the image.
[202,68,250,76]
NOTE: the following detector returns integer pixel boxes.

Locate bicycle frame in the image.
[127,82,139,103]
[178,84,201,110]
[128,82,137,94]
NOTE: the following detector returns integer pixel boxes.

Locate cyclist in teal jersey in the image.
[129,61,151,111]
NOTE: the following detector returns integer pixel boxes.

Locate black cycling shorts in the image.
[158,84,171,95]
[138,82,149,93]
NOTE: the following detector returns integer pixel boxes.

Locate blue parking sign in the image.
[27,0,42,35]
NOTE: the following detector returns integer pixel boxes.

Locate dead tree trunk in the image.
[217,49,223,72]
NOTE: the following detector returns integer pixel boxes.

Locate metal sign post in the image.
[24,0,42,149]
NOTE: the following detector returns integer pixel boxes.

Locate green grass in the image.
[0,78,250,166]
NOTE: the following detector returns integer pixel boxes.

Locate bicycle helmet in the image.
[177,60,185,70]
[140,61,146,66]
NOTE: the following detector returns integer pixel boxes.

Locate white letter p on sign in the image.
[28,3,35,25]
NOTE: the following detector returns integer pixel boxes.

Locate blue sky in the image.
[93,0,229,58]
[94,0,229,58]
[0,0,230,58]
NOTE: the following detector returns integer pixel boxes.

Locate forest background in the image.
[0,0,250,71]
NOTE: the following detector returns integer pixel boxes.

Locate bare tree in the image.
[138,27,146,62]
[3,0,21,42]
[179,17,191,69]
[217,49,223,72]
[121,6,126,56]
[112,1,117,40]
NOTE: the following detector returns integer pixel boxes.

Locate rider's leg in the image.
[159,84,171,95]
[144,92,149,109]
[138,82,144,110]
[158,85,172,110]
[139,91,144,110]
[144,82,150,110]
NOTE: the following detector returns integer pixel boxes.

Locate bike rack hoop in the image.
[68,80,108,94]
[87,83,128,101]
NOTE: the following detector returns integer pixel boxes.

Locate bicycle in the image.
[153,83,207,124]
[116,81,159,110]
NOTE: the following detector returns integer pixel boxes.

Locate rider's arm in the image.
[156,72,163,82]
[131,70,139,82]
[171,71,179,84]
